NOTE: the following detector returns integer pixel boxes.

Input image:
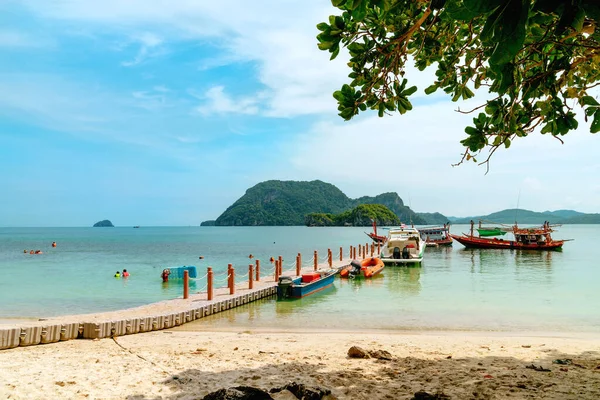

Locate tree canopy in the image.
[317,0,600,167]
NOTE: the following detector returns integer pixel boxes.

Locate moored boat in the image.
[365,219,387,244]
[277,269,338,299]
[380,225,426,264]
[340,260,363,278]
[418,223,453,247]
[451,221,566,251]
[361,257,384,278]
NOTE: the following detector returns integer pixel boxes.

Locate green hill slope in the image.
[452,208,600,224]
[305,204,401,227]
[213,180,440,226]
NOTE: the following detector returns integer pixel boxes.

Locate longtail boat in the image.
[451,221,566,251]
[365,219,387,244]
[418,223,453,247]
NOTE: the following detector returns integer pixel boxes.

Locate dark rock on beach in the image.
[270,382,332,400]
[93,219,114,227]
[202,386,273,400]
[201,382,333,400]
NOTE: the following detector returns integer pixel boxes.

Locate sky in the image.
[1,1,599,227]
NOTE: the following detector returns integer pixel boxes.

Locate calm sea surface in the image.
[0,225,598,332]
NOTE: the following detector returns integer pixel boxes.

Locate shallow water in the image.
[0,225,597,332]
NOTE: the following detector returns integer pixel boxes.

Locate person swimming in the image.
[114,271,121,278]
[51,242,57,248]
[122,269,129,278]
[161,269,170,282]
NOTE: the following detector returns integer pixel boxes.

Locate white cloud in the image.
[193,86,262,116]
[0,30,54,48]
[121,32,165,66]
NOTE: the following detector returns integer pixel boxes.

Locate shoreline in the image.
[1,329,598,399]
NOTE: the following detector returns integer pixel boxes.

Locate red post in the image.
[313,250,318,271]
[278,255,283,274]
[349,245,352,259]
[255,259,260,281]
[298,252,302,270]
[207,267,213,301]
[371,243,374,256]
[183,270,189,299]
[377,242,381,255]
[296,255,301,276]
[339,246,343,261]
[249,264,254,289]
[328,249,332,268]
[274,260,280,281]
[359,245,362,259]
[229,266,235,295]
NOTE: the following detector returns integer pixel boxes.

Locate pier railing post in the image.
[255,260,260,281]
[349,245,352,259]
[371,243,374,256]
[339,246,342,261]
[296,254,301,276]
[277,255,282,274]
[358,245,362,259]
[183,270,189,299]
[377,242,381,255]
[275,260,280,282]
[249,264,254,289]
[207,267,213,301]
[229,266,235,295]
[313,250,318,271]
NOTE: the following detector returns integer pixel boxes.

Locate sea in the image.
[0,225,598,333]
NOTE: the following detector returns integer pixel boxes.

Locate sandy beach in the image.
[1,328,598,399]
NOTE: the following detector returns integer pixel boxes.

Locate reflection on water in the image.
[275,285,338,317]
[384,267,421,296]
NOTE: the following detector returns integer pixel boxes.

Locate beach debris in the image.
[483,374,493,379]
[347,346,393,360]
[412,391,450,400]
[348,346,369,358]
[202,386,272,399]
[369,349,393,360]
[270,382,332,400]
[552,358,572,365]
[525,364,551,372]
[521,345,531,348]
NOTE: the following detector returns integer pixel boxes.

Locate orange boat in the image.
[361,257,384,278]
[340,260,362,278]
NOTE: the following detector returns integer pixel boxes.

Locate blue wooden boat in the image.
[277,269,338,299]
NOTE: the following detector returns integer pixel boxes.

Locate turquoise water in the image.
[1,225,598,332]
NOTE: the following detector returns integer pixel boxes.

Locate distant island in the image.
[93,220,114,227]
[200,220,216,226]
[450,209,600,225]
[205,180,448,226]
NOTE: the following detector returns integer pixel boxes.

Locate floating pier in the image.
[0,244,384,350]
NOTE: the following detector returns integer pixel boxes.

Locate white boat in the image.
[380,225,426,264]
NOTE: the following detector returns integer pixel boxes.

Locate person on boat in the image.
[122,269,129,278]
[161,269,170,282]
[114,271,121,278]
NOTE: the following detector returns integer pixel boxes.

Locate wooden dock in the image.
[0,254,355,350]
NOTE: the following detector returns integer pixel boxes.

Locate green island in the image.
[305,204,400,227]
[210,180,444,226]
[92,220,114,227]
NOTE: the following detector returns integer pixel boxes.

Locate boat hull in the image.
[451,234,564,250]
[277,270,337,299]
[366,232,387,243]
[361,257,384,278]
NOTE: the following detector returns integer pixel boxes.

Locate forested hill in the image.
[212,180,446,226]
[450,208,600,224]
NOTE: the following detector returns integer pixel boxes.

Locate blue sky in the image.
[1,1,599,227]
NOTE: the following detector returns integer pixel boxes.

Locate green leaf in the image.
[581,96,600,107]
[401,86,417,96]
[424,84,438,95]
[592,109,600,133]
[316,23,329,32]
[331,0,346,7]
